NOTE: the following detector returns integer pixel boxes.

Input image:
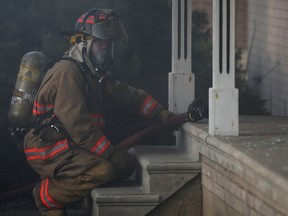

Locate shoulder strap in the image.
[61,57,91,108]
[42,56,92,107]
[32,57,91,133]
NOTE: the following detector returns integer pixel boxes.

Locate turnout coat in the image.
[24,59,164,177]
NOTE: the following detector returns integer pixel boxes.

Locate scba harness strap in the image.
[32,57,91,139]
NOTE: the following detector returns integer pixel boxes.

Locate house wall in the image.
[247,0,288,115]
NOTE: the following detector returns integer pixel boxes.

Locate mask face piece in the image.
[89,39,113,73]
[90,40,108,64]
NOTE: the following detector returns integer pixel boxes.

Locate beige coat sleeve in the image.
[107,80,164,120]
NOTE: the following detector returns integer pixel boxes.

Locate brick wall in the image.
[192,0,248,49]
[192,0,212,24]
[247,0,288,115]
[235,1,248,49]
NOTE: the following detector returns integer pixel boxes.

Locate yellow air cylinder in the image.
[8,51,48,129]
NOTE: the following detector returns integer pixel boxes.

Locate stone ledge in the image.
[182,119,288,194]
[181,116,288,215]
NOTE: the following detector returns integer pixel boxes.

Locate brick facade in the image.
[192,0,248,49]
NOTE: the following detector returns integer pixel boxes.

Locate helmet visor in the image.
[91,20,128,41]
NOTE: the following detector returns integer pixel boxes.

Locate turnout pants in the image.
[32,147,136,216]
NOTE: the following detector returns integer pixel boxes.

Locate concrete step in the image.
[91,192,159,216]
[133,146,201,200]
[90,145,201,216]
[90,180,156,216]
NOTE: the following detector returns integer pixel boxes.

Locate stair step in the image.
[133,145,193,164]
[90,145,201,216]
[92,181,146,195]
[132,146,201,198]
[91,191,159,216]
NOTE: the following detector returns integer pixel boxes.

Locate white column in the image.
[209,0,239,136]
[169,0,194,115]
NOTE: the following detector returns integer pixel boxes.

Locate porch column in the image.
[169,0,194,115]
[209,0,239,136]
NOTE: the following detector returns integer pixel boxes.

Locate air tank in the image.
[8,51,48,129]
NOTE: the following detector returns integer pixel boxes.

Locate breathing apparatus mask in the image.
[89,39,114,77]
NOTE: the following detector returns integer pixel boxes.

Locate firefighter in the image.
[24,9,174,216]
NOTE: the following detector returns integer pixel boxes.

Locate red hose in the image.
[0,182,37,202]
[115,112,188,150]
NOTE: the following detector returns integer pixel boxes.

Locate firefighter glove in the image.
[158,110,175,125]
[187,98,208,122]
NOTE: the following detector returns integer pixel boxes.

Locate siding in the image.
[247,0,288,115]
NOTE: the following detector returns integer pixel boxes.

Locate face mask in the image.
[90,40,112,67]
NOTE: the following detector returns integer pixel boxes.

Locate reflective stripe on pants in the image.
[33,148,136,215]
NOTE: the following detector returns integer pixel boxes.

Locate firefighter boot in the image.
[33,183,66,216]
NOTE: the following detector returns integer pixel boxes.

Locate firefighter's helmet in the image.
[60,9,128,41]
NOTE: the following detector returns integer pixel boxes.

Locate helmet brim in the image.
[91,21,128,41]
[60,21,128,42]
[60,29,89,37]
